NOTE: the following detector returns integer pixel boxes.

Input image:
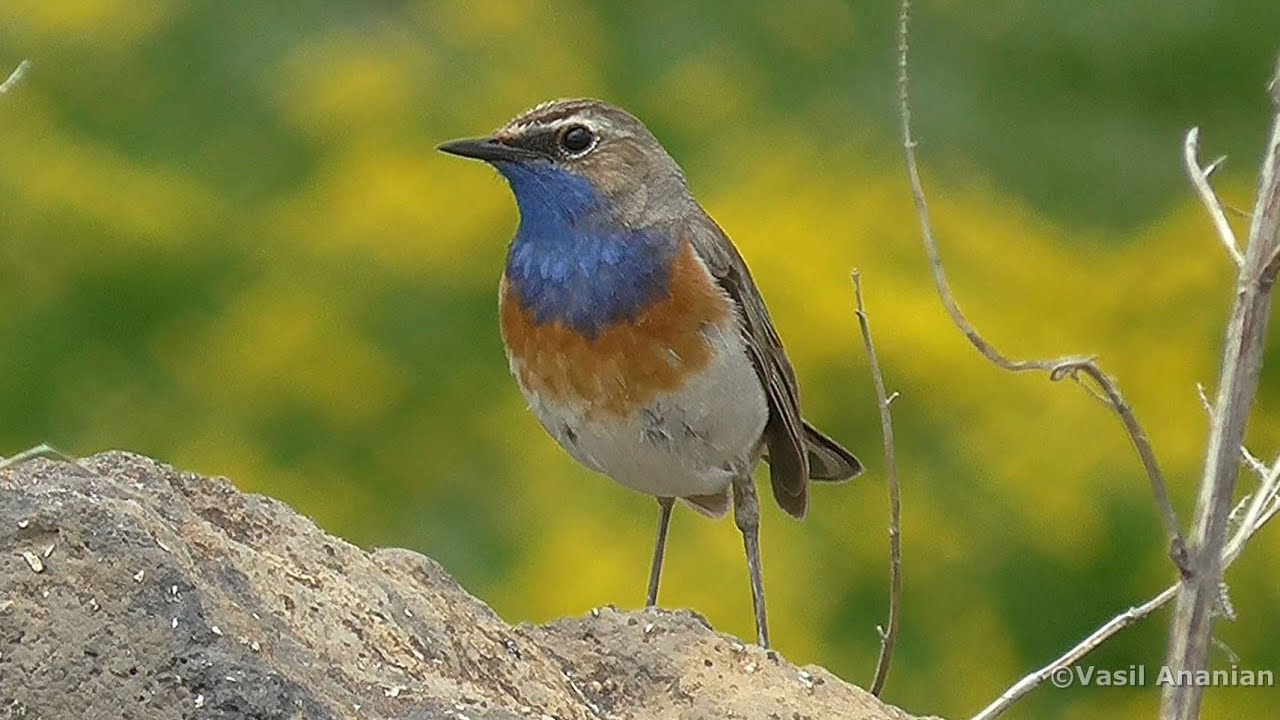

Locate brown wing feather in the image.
[683,217,811,518]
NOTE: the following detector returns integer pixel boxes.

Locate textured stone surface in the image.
[0,451,925,720]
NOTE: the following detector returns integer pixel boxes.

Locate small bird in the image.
[439,99,861,648]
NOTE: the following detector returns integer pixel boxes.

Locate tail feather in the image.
[760,420,862,483]
[802,421,862,482]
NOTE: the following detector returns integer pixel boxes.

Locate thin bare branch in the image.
[1225,454,1280,564]
[852,270,903,698]
[0,59,31,95]
[1197,382,1270,478]
[970,586,1177,720]
[1185,127,1244,266]
[0,444,93,474]
[1196,382,1215,419]
[1240,446,1269,480]
[972,476,1280,720]
[1164,55,1280,720]
[896,0,1187,574]
[1203,155,1228,179]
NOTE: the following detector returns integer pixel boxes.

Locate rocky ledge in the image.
[0,451,923,720]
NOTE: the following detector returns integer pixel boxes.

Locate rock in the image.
[0,451,927,720]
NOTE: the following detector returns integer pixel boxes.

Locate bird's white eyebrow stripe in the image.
[502,98,624,136]
[507,118,564,133]
[505,116,608,137]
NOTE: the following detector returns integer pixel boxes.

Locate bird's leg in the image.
[645,496,676,607]
[731,474,769,648]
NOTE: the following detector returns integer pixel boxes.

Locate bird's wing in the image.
[684,216,810,518]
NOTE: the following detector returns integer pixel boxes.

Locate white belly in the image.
[517,321,769,499]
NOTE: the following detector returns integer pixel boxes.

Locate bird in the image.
[438,98,861,648]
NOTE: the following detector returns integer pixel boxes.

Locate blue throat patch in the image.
[497,161,677,338]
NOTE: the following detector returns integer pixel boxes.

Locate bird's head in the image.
[439,98,691,227]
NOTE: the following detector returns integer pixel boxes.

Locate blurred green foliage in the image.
[2,1,1279,718]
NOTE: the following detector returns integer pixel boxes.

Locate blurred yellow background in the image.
[2,1,1278,718]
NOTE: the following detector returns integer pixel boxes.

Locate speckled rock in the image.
[0,451,925,720]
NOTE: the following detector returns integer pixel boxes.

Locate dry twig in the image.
[1225,455,1280,563]
[0,59,30,95]
[970,586,1177,720]
[971,458,1280,720]
[895,0,1186,572]
[898,2,1280,717]
[1164,57,1280,720]
[0,444,90,472]
[1184,127,1243,266]
[1197,382,1270,480]
[852,271,902,697]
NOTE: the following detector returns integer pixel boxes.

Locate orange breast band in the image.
[500,241,734,418]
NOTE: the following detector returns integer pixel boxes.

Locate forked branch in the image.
[1184,127,1243,266]
[1164,54,1280,720]
[972,455,1280,720]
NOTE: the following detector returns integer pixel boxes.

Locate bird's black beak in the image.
[437,135,545,164]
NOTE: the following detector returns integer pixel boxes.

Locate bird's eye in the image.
[558,125,595,155]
